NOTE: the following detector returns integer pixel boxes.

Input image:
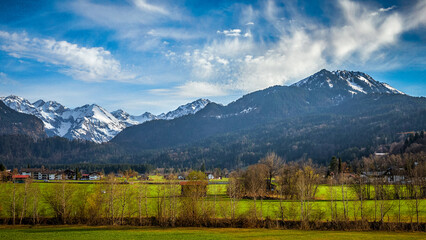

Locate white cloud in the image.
[217,29,252,38]
[379,6,396,13]
[332,0,403,60]
[183,36,255,80]
[147,28,201,40]
[239,30,327,91]
[133,0,169,15]
[0,31,136,82]
[217,29,242,37]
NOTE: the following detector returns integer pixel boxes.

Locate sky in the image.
[0,0,425,115]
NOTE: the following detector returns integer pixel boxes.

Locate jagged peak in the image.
[112,109,125,113]
[194,98,211,103]
[292,69,404,95]
[33,99,46,107]
[141,111,155,117]
[2,94,30,103]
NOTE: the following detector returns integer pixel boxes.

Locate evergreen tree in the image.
[0,163,5,171]
[329,156,338,174]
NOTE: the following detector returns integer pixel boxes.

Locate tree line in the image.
[0,151,424,230]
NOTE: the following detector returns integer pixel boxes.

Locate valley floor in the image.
[0,226,424,240]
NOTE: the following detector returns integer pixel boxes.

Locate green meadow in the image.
[0,226,424,240]
[0,180,424,223]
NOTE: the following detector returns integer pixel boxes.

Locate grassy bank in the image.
[0,226,424,240]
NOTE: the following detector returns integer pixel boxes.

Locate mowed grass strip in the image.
[0,226,424,240]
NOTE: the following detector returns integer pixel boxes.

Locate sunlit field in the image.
[0,179,424,223]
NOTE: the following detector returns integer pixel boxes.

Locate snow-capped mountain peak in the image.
[111,109,157,127]
[1,95,211,143]
[292,69,404,95]
[158,98,211,120]
[0,95,37,114]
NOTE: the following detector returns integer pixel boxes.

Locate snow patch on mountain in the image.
[346,80,366,94]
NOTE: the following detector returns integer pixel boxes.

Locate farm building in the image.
[12,175,30,183]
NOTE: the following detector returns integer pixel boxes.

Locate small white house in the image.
[89,172,102,180]
[207,173,214,180]
[48,173,56,180]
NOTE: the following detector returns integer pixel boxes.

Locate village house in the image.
[89,172,102,180]
[39,170,57,180]
[20,168,77,180]
[362,167,407,184]
[207,173,215,180]
[384,167,406,183]
[21,168,56,180]
[12,175,30,183]
[80,172,102,180]
[20,168,43,179]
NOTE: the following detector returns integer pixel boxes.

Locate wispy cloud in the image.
[67,0,181,27]
[66,0,190,52]
[0,31,137,82]
[332,0,402,60]
[147,28,201,40]
[0,72,18,85]
[150,81,228,98]
[133,0,169,15]
[182,0,426,92]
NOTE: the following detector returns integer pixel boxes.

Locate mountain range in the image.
[1,69,425,168]
[0,96,210,143]
[111,69,413,148]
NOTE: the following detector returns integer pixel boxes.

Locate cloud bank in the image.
[0,31,136,82]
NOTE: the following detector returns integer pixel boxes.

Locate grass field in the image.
[0,226,424,240]
[0,182,424,223]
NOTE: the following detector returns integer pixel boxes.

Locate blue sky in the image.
[0,0,425,114]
